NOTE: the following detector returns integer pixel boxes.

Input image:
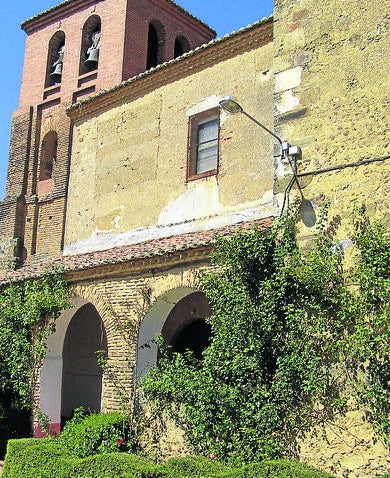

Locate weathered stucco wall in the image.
[274,0,389,475]
[274,0,389,231]
[64,42,274,254]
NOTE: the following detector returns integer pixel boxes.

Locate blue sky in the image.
[0,0,273,198]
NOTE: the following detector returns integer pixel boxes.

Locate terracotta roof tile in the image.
[0,218,273,284]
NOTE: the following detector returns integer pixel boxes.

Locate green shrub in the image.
[219,460,333,477]
[3,439,334,478]
[0,271,69,459]
[142,208,390,461]
[161,455,229,477]
[161,457,333,477]
[2,439,160,478]
[59,409,129,457]
[2,438,73,478]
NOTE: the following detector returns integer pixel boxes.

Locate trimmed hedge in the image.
[3,438,335,478]
[160,456,334,478]
[2,439,159,478]
[59,411,128,457]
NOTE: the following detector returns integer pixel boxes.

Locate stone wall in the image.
[274,0,389,233]
[274,0,389,475]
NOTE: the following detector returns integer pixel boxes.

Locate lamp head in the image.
[219,98,243,114]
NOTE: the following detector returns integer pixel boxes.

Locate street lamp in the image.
[219,97,301,164]
[219,97,304,215]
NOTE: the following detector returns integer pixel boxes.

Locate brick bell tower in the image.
[0,0,215,271]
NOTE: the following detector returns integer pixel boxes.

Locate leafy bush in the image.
[142,207,390,462]
[59,409,130,457]
[2,438,334,477]
[160,456,334,477]
[0,270,69,458]
[161,455,229,476]
[2,438,160,478]
[218,460,334,477]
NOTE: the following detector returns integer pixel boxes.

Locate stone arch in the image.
[46,31,65,87]
[146,20,165,69]
[61,302,107,423]
[79,15,101,75]
[38,296,107,435]
[136,287,211,378]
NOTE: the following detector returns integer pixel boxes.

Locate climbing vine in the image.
[0,269,69,457]
[142,204,389,462]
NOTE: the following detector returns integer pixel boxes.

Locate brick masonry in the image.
[0,0,388,475]
[0,0,215,270]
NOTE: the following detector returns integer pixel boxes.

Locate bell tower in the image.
[0,0,215,271]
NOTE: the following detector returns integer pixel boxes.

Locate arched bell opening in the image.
[79,15,101,76]
[146,20,165,69]
[45,31,65,87]
[174,35,190,58]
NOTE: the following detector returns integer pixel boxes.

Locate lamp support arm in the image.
[241,110,283,147]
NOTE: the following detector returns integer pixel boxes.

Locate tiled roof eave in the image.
[0,217,274,285]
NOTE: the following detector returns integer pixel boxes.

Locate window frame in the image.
[187,107,220,182]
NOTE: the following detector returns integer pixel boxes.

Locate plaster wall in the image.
[273,0,389,475]
[273,0,389,230]
[64,43,274,254]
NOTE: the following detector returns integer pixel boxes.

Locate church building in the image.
[0,0,388,475]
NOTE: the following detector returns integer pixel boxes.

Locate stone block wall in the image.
[274,0,389,232]
[273,0,390,475]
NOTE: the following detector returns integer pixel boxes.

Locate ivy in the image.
[344,211,390,449]
[142,205,390,462]
[0,269,69,457]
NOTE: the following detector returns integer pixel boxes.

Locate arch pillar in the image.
[37,296,107,436]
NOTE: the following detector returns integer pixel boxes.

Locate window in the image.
[187,108,220,180]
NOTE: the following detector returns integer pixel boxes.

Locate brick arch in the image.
[174,35,190,58]
[37,291,112,435]
[136,286,199,377]
[39,131,57,181]
[79,15,101,75]
[69,284,123,354]
[46,31,65,87]
[146,19,166,69]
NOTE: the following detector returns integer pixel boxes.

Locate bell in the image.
[50,62,62,83]
[84,48,99,68]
